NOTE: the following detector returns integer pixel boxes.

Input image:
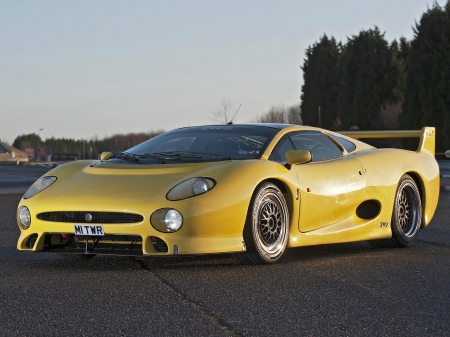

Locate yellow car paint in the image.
[16,125,439,259]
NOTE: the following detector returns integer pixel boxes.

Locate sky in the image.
[0,0,447,144]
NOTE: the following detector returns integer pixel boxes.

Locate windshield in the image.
[109,125,279,164]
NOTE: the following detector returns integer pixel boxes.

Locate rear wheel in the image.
[233,182,289,264]
[368,174,422,248]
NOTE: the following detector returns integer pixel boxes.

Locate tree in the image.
[300,35,341,129]
[12,131,164,159]
[254,104,302,124]
[12,134,41,150]
[211,98,235,124]
[338,27,406,130]
[397,36,411,71]
[402,2,450,152]
[286,105,302,125]
[258,105,287,123]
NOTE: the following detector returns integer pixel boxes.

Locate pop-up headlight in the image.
[166,177,215,201]
[23,176,57,199]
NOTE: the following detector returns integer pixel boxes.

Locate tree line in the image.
[13,131,163,159]
[300,1,450,152]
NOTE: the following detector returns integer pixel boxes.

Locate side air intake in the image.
[356,200,381,220]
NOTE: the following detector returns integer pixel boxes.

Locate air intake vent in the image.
[151,236,169,252]
[356,200,381,219]
[37,212,144,224]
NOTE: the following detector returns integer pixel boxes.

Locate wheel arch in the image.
[404,171,426,228]
[243,177,296,235]
[264,178,288,193]
[260,178,297,230]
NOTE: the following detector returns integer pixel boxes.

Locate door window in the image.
[289,131,343,162]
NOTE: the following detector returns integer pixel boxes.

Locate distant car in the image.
[16,124,439,264]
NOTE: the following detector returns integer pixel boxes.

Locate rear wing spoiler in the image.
[338,127,435,156]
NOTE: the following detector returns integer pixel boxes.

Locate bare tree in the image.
[257,105,287,123]
[371,102,402,130]
[255,104,302,124]
[330,116,342,130]
[211,98,234,124]
[286,105,302,125]
[369,102,403,148]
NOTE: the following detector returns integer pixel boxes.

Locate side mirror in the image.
[100,152,114,161]
[285,150,311,166]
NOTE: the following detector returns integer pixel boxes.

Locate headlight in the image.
[17,206,31,229]
[151,208,183,232]
[23,176,57,199]
[166,177,216,201]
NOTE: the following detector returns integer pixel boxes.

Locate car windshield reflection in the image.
[109,125,279,164]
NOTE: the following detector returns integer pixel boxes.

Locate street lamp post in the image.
[37,128,43,162]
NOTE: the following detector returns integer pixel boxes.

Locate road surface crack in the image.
[135,259,240,337]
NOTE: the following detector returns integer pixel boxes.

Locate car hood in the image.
[28,160,231,211]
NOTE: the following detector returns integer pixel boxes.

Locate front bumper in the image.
[17,200,250,256]
[18,230,244,257]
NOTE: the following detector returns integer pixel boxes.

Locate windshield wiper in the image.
[152,151,232,160]
[116,151,231,164]
[115,152,140,163]
[152,151,203,159]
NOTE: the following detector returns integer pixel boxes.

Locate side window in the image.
[269,136,296,162]
[289,131,343,162]
[329,134,356,153]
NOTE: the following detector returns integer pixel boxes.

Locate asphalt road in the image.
[441,160,450,176]
[0,165,449,336]
[0,164,54,193]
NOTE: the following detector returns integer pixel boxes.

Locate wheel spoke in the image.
[258,195,286,246]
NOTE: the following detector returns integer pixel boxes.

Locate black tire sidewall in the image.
[249,182,289,263]
[391,175,422,246]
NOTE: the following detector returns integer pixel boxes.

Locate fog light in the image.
[18,206,31,229]
[151,208,183,233]
[164,209,183,232]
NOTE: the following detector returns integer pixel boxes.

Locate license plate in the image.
[73,224,104,236]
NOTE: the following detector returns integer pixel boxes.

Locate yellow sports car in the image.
[16,124,439,264]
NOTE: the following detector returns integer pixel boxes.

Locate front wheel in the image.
[234,182,289,264]
[368,174,422,248]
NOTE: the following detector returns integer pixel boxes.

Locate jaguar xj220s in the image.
[16,124,439,264]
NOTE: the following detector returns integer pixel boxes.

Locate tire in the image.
[58,253,97,260]
[368,174,422,248]
[234,182,289,264]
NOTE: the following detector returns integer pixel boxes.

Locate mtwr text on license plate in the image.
[74,225,104,236]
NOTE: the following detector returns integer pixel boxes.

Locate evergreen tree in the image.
[397,37,411,71]
[338,27,405,130]
[402,2,450,152]
[12,134,41,150]
[300,35,341,129]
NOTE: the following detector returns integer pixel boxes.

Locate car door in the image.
[274,131,366,233]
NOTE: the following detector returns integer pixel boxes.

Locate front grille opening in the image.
[37,212,144,224]
[151,236,168,252]
[42,234,143,256]
[26,234,38,248]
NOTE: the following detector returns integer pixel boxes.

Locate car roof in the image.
[181,123,297,130]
